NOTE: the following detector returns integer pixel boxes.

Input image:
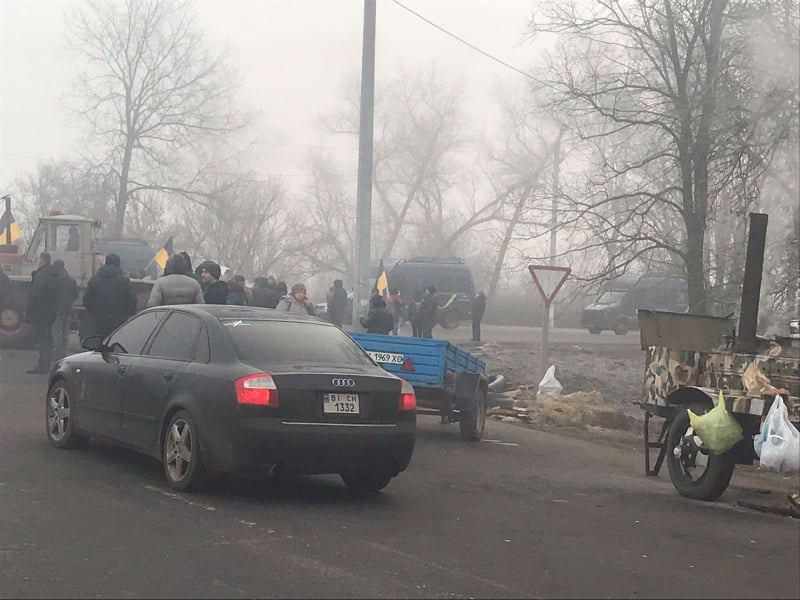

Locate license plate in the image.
[323,393,360,415]
[368,351,405,365]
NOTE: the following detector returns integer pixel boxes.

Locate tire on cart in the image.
[458,374,487,442]
[666,403,735,501]
[0,305,32,348]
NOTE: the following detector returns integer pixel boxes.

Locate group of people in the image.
[17,246,490,373]
[357,286,487,341]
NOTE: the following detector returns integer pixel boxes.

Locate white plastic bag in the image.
[538,365,563,396]
[758,396,800,474]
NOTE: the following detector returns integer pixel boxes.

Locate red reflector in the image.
[235,373,279,407]
[402,357,415,371]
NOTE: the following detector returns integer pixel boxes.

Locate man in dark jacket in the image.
[26,253,61,373]
[361,294,394,335]
[327,279,348,327]
[196,261,228,305]
[418,286,439,339]
[83,254,138,340]
[52,260,79,361]
[471,291,487,342]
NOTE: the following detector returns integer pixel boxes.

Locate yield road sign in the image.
[528,265,570,304]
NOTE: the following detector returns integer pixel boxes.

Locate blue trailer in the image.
[350,333,489,441]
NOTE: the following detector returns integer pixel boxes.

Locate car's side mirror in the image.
[82,335,107,352]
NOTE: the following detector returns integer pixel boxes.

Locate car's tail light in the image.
[235,372,279,407]
[399,380,416,411]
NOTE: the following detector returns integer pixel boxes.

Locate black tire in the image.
[0,306,32,348]
[438,311,460,330]
[46,380,82,449]
[588,328,602,335]
[460,388,488,442]
[162,410,206,492]
[666,405,735,501]
[341,469,393,497]
[614,326,628,336]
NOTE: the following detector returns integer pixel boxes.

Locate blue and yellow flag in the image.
[0,202,22,244]
[152,236,174,271]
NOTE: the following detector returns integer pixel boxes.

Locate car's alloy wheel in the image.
[163,411,204,491]
[46,382,79,448]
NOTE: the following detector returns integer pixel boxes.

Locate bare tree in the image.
[181,175,295,278]
[69,0,242,237]
[531,0,794,312]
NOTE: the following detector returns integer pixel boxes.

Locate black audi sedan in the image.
[45,306,416,494]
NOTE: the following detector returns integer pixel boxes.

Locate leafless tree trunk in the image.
[70,0,243,237]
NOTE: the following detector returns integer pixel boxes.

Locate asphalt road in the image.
[1,348,798,599]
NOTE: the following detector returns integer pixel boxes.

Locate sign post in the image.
[528,265,571,394]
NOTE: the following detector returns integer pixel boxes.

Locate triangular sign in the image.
[529,265,571,303]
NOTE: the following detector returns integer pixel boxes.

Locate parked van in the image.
[581,274,688,335]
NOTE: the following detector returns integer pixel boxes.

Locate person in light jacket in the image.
[276,283,316,316]
[147,255,204,307]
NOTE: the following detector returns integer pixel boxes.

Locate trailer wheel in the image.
[0,306,31,347]
[439,310,460,330]
[588,328,602,335]
[666,405,735,501]
[460,388,487,442]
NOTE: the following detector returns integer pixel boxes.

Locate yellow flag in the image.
[376,270,389,295]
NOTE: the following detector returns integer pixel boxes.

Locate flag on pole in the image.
[152,236,174,271]
[375,259,389,296]
[0,201,22,244]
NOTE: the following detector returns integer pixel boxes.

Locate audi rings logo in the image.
[332,378,356,388]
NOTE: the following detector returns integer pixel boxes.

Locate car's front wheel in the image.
[163,410,205,492]
[341,468,393,497]
[46,381,81,448]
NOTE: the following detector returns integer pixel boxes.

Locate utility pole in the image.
[548,127,564,329]
[352,0,377,328]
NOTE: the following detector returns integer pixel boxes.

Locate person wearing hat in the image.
[276,283,316,316]
[196,261,229,305]
[83,253,138,340]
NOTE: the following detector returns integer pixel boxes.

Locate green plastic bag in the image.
[688,391,743,455]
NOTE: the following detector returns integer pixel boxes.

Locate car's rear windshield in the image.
[222,319,374,368]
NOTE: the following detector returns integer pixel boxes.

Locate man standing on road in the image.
[52,260,78,361]
[196,261,228,305]
[361,294,394,334]
[471,291,487,343]
[25,252,60,374]
[83,254,137,340]
[418,286,439,339]
[327,279,348,327]
[147,255,204,307]
[387,289,403,335]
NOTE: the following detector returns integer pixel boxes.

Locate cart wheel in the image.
[666,405,735,501]
[460,388,487,442]
[439,310,460,330]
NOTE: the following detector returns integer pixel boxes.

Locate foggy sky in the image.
[0,0,538,188]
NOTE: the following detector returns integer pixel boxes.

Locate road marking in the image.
[144,485,217,512]
[482,439,519,447]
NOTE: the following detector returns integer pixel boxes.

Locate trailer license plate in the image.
[368,351,405,365]
[323,393,360,415]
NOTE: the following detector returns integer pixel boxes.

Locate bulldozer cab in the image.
[22,215,100,286]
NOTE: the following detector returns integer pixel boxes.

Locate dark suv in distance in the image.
[581,274,688,335]
[388,257,476,328]
[47,306,416,495]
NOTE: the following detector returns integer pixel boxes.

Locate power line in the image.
[389,0,538,82]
